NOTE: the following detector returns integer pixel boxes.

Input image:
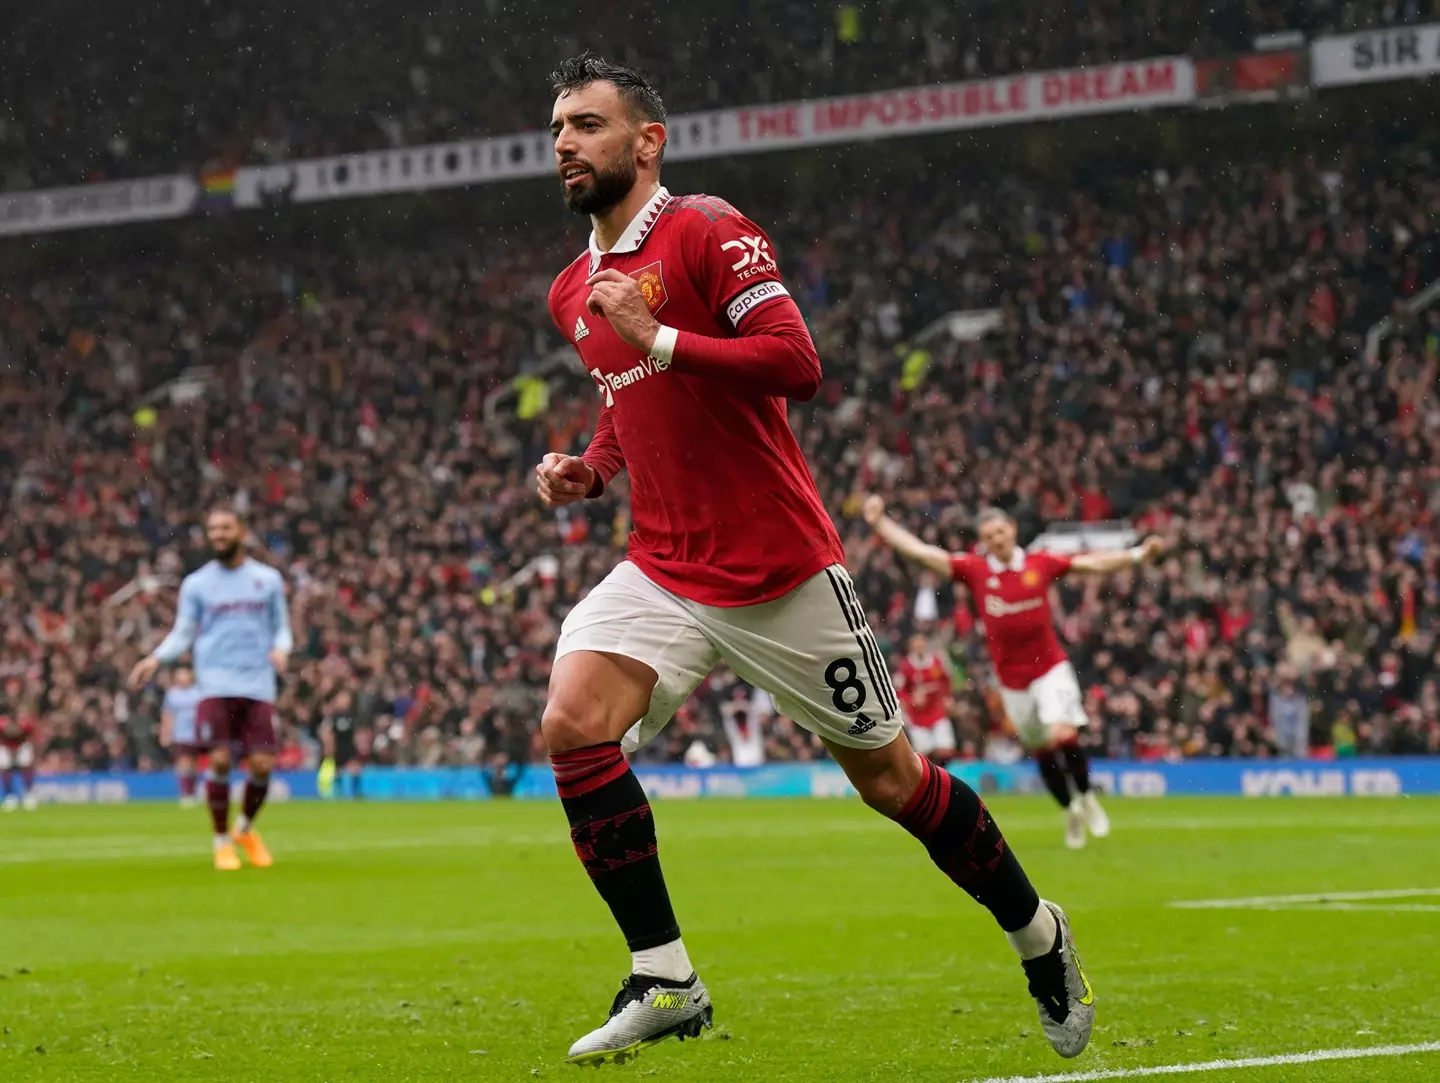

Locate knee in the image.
[1049,725,1077,746]
[854,756,925,819]
[248,753,275,781]
[541,700,613,755]
[209,750,232,775]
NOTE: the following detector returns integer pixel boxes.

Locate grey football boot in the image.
[1020,901,1095,1058]
[567,972,713,1066]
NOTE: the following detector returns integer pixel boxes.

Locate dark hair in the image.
[208,502,245,525]
[550,53,667,128]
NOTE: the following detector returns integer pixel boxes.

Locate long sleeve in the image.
[582,405,626,499]
[270,580,294,654]
[153,579,201,662]
[671,296,821,401]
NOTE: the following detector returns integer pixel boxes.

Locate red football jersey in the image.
[0,715,34,748]
[896,652,951,728]
[548,187,844,606]
[949,549,1073,689]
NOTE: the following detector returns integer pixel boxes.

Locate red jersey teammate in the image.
[865,498,1165,850]
[535,56,1094,1067]
[895,634,956,762]
[1,711,38,811]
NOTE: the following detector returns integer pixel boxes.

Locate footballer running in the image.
[534,55,1096,1067]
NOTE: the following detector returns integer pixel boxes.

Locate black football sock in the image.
[895,756,1041,932]
[552,742,681,951]
[1058,738,1091,795]
[1034,748,1073,808]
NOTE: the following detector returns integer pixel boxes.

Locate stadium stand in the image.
[2,2,1439,775]
[1,0,1433,188]
[4,105,1439,773]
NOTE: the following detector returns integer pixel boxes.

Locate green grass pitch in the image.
[2,797,1438,1082]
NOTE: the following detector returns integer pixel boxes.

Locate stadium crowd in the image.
[2,0,1432,191]
[3,109,1439,776]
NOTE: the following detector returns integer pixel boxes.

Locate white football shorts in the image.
[556,561,902,752]
[998,661,1089,749]
[905,717,957,757]
[0,742,35,770]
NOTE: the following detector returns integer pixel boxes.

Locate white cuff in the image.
[650,324,679,365]
[1128,546,1146,565]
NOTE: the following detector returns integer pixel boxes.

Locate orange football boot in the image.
[213,841,242,871]
[231,828,273,868]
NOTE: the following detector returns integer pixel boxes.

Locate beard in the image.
[212,540,243,564]
[560,155,637,216]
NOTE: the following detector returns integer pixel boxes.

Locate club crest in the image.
[630,261,668,315]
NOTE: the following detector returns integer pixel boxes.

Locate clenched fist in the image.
[536,453,597,508]
[862,494,886,526]
[1138,534,1167,563]
[585,269,660,353]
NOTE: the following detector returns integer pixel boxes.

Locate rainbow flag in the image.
[199,168,237,213]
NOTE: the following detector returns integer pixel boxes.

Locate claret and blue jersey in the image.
[153,558,293,703]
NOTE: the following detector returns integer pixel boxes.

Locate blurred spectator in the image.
[1,0,1432,190]
[1268,665,1312,758]
[3,103,1440,769]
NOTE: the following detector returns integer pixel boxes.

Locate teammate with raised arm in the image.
[864,498,1166,849]
[129,506,292,870]
[536,55,1095,1067]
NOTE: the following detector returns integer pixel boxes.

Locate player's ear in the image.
[636,121,666,171]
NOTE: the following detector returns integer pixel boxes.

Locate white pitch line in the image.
[1169,887,1440,909]
[1252,902,1440,913]
[966,1040,1440,1083]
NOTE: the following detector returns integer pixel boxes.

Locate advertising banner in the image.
[25,758,1439,804]
[0,175,197,236]
[229,57,1193,210]
[1311,23,1440,86]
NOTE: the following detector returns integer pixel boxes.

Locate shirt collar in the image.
[986,546,1026,574]
[587,186,671,274]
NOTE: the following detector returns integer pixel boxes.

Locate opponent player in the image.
[0,710,38,811]
[160,666,205,807]
[537,55,1094,1066]
[865,499,1165,849]
[895,633,956,763]
[129,506,292,870]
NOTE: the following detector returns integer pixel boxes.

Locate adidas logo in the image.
[847,713,877,737]
[574,315,590,342]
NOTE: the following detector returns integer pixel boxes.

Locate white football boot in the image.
[1064,804,1086,850]
[1021,901,1096,1058]
[1080,791,1110,838]
[567,972,713,1066]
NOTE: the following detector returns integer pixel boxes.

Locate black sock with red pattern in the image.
[1034,748,1073,808]
[552,742,681,951]
[895,756,1040,932]
[1058,738,1091,795]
